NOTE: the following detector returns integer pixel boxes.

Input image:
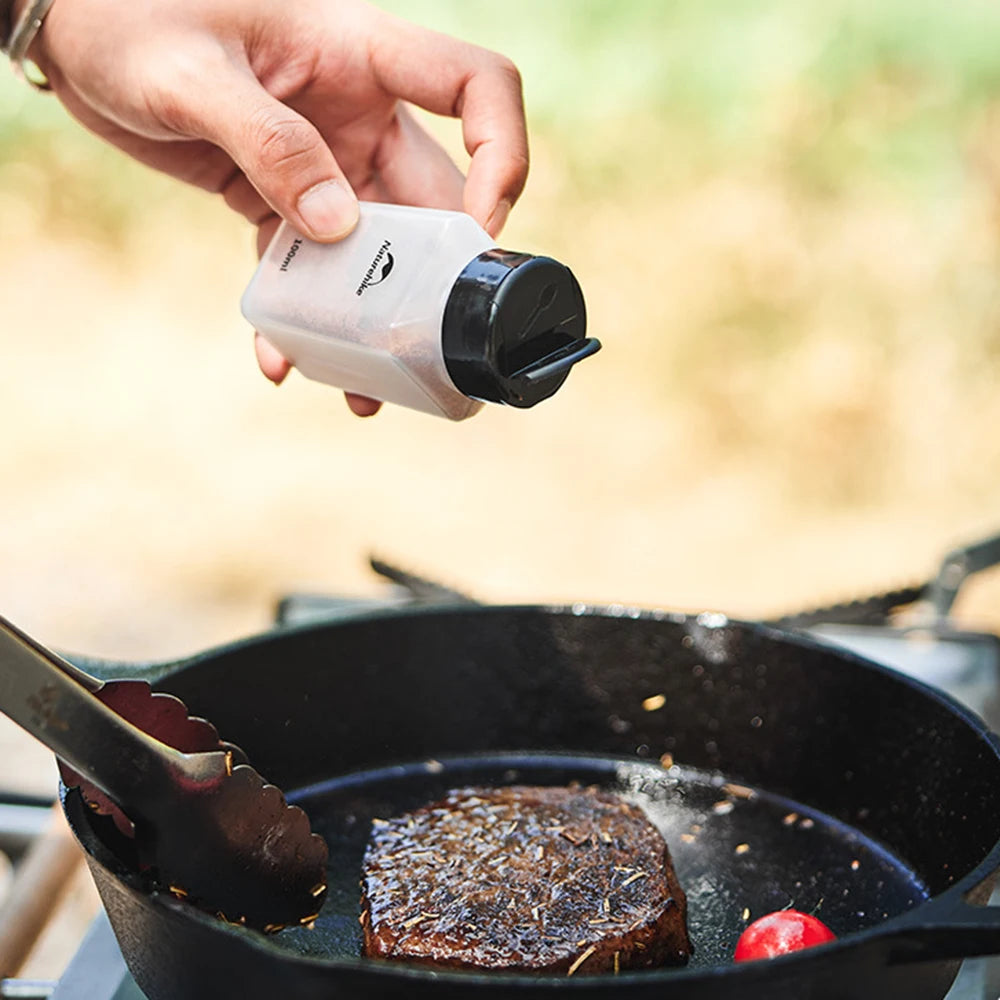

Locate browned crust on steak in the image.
[360,785,692,974]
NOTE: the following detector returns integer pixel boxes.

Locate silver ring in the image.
[8,0,56,90]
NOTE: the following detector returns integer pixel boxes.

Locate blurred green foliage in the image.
[2,0,1000,240]
[0,77,184,244]
[382,0,1000,188]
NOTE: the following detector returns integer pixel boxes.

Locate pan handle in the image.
[884,882,1000,964]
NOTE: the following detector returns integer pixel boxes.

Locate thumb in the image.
[183,67,359,242]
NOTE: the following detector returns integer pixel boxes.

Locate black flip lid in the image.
[441,250,599,408]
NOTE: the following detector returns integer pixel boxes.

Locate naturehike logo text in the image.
[356,240,394,295]
[279,238,303,272]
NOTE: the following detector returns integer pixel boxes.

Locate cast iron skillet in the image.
[61,605,1000,1000]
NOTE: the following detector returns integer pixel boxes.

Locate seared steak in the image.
[360,785,692,974]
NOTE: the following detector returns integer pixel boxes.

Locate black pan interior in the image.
[79,606,1000,971]
[272,751,927,969]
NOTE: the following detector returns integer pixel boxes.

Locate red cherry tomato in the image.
[734,910,836,961]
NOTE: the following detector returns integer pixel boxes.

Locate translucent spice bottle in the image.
[241,202,600,420]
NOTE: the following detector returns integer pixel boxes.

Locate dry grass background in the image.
[2,0,1000,975]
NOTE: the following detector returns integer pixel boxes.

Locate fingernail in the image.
[297,180,359,240]
[346,393,383,417]
[485,198,512,237]
[254,332,292,385]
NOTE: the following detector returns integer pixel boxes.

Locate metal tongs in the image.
[0,616,328,932]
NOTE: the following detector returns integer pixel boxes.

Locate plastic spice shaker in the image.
[241,202,600,420]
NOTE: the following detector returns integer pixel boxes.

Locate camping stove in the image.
[3,534,999,1000]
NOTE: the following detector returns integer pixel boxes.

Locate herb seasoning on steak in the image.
[359,784,693,975]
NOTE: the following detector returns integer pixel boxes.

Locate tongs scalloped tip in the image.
[0,616,328,933]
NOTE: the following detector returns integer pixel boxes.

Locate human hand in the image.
[22,0,529,414]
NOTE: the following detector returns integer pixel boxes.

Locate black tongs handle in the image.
[0,617,227,812]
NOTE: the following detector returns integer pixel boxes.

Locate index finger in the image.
[368,12,529,234]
